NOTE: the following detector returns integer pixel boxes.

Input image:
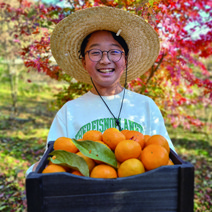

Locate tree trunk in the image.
[7,62,18,115]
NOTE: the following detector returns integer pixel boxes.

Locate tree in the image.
[1,0,212,132]
[0,0,24,114]
[0,0,43,114]
[128,0,212,130]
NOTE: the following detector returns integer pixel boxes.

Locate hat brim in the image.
[50,6,160,85]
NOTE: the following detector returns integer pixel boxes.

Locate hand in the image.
[32,161,40,172]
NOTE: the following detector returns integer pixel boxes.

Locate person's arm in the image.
[148,99,176,152]
[46,111,67,144]
[26,111,67,177]
[32,161,40,171]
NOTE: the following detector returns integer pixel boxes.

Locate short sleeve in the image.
[148,99,176,152]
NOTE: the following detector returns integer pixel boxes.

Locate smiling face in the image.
[82,31,126,94]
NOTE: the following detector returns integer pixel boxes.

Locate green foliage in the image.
[0,73,211,211]
[49,150,89,176]
[0,79,55,211]
[52,79,92,110]
[1,0,211,210]
[72,139,117,168]
[49,139,118,176]
[166,124,212,212]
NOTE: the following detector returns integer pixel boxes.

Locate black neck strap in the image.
[90,61,128,131]
[91,78,125,131]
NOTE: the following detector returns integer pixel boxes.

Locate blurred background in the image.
[0,0,211,211]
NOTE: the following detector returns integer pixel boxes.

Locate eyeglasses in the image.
[85,49,124,62]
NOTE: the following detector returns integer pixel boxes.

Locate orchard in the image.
[0,0,211,211]
[1,0,211,130]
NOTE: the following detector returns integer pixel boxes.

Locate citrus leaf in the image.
[72,139,117,168]
[49,150,89,177]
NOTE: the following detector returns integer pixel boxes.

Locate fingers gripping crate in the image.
[26,141,194,212]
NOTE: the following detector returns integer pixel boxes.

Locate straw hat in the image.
[50,6,160,85]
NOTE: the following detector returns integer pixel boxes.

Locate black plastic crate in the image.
[26,141,194,212]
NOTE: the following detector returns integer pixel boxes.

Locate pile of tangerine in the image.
[42,128,174,178]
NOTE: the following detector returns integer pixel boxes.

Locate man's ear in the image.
[82,57,86,69]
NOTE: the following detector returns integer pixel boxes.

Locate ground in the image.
[0,76,211,211]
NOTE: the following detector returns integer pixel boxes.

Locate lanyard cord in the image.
[90,60,128,131]
[91,78,125,131]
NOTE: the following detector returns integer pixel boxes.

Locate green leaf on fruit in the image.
[49,150,89,177]
[72,139,117,168]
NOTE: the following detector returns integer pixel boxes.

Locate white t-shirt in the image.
[26,89,175,175]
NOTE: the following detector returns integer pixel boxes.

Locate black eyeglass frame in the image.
[84,49,125,62]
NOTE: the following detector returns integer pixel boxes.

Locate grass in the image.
[0,76,211,212]
[0,76,58,212]
[166,124,212,212]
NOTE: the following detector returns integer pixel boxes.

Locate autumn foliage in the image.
[1,0,212,131]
